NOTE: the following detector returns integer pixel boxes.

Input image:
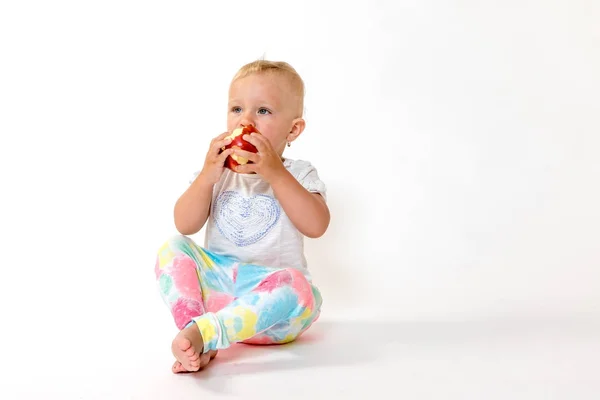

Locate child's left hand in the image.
[232,133,286,183]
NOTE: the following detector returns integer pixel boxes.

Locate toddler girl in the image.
[154,60,330,373]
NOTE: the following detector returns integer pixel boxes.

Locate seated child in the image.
[154,60,330,373]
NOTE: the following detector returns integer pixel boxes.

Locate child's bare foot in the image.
[171,350,218,373]
[171,323,217,373]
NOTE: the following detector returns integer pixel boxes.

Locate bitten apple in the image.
[221,125,260,170]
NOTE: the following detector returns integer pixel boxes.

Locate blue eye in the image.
[258,108,271,115]
[231,107,242,113]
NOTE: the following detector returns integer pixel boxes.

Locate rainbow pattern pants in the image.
[155,235,323,353]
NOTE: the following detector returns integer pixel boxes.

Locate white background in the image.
[1,0,599,398]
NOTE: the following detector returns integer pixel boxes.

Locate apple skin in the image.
[221,125,260,171]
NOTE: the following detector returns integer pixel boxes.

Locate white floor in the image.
[3,312,599,399]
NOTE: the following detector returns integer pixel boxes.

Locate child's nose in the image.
[240,113,255,127]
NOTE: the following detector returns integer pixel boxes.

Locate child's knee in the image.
[266,267,319,313]
[155,234,196,276]
[159,234,195,252]
[158,234,198,258]
[286,268,320,311]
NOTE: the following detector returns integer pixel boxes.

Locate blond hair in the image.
[232,60,305,116]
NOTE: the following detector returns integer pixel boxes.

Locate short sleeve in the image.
[189,170,200,185]
[285,159,327,202]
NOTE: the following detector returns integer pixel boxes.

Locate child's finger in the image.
[208,131,235,154]
[242,133,268,152]
[213,137,233,154]
[234,163,256,174]
[217,147,234,162]
[212,131,232,142]
[232,148,259,163]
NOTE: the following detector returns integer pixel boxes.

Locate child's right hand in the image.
[198,131,234,185]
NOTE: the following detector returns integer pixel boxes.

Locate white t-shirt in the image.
[189,158,327,280]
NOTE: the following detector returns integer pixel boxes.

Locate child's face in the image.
[227,72,303,156]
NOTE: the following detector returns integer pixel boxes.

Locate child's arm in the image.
[232,133,330,238]
[173,176,214,235]
[269,171,330,238]
[174,132,234,235]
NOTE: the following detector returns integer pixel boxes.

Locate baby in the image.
[154,60,330,373]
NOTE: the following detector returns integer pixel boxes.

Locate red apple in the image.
[221,125,260,171]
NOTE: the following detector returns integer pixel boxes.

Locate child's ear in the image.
[287,118,306,143]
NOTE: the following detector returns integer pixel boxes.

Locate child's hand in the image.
[232,133,287,183]
[199,132,235,185]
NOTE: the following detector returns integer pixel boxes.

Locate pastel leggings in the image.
[155,235,323,353]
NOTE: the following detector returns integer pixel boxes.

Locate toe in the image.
[185,347,196,357]
[178,337,192,352]
[172,361,188,374]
